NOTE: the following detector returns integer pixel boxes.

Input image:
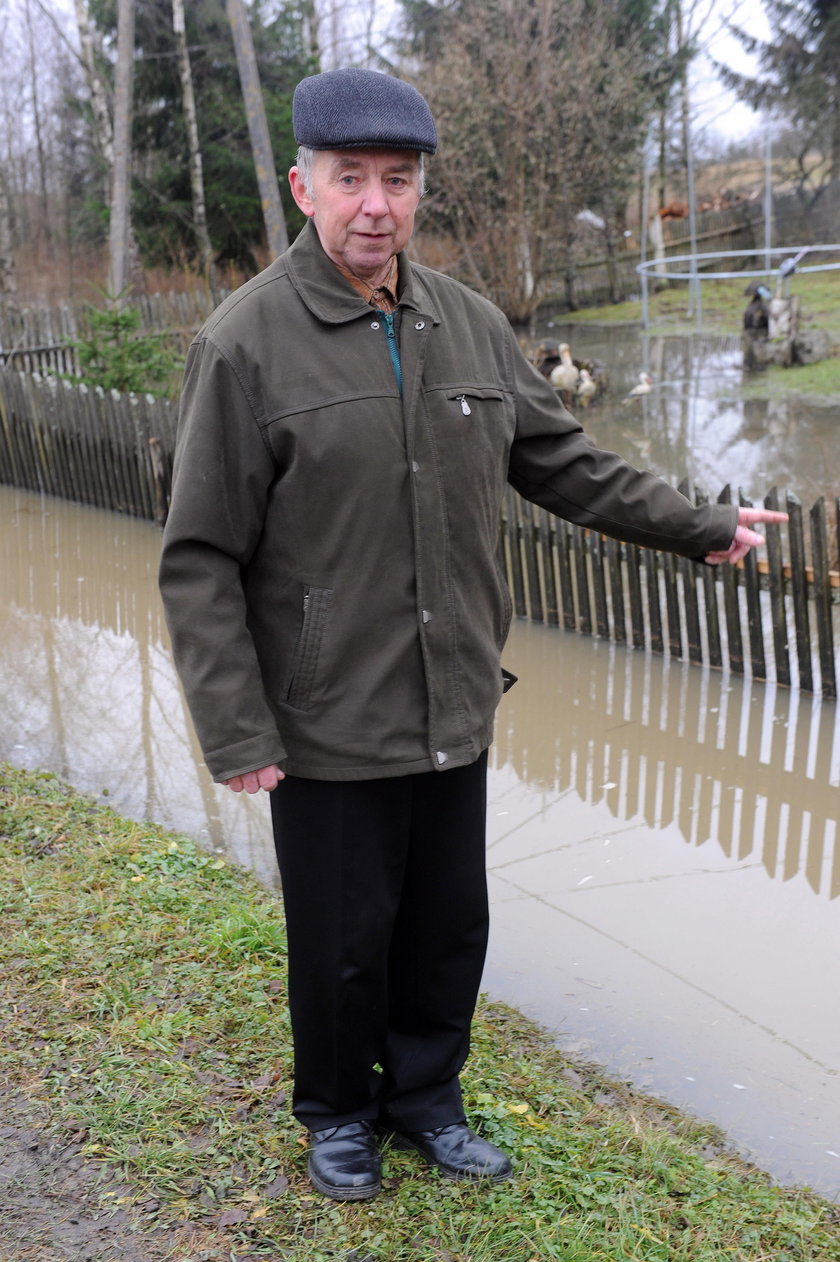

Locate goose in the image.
[576,368,597,406]
[549,343,580,403]
[621,371,653,405]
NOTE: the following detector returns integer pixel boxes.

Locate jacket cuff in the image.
[205,732,287,784]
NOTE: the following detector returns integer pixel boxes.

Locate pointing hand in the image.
[704,507,788,566]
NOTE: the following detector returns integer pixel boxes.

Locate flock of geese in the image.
[531,339,654,408]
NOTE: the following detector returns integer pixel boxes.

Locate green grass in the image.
[2,762,839,1260]
[552,269,840,399]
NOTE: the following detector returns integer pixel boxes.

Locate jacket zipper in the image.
[456,394,472,415]
[379,311,403,398]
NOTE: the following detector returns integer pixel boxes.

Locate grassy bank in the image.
[2,762,838,1261]
[554,269,840,400]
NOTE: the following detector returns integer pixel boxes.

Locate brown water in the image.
[535,323,840,507]
[2,482,839,1199]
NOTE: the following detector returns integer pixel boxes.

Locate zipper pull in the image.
[457,394,471,416]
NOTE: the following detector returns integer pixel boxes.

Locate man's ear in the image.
[289,167,315,217]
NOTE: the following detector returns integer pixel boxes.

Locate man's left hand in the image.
[223,764,284,794]
[704,506,788,566]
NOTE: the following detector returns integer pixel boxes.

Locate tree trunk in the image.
[74,0,114,200]
[226,0,289,258]
[0,166,20,321]
[172,0,217,297]
[24,0,51,248]
[108,0,135,301]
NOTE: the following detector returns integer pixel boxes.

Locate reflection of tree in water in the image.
[530,326,839,510]
[0,489,276,883]
[491,623,840,899]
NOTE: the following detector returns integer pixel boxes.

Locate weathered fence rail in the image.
[2,365,839,696]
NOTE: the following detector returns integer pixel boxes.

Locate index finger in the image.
[737,507,789,525]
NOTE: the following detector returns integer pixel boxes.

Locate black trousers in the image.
[270,752,489,1132]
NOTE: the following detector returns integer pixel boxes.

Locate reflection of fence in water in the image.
[493,636,840,901]
[6,484,839,899]
[501,487,840,699]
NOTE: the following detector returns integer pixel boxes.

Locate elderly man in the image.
[159,68,785,1201]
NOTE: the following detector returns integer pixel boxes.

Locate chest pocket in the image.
[445,386,505,417]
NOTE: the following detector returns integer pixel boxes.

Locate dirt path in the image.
[0,1088,240,1262]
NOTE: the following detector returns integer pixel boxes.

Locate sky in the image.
[691,0,773,142]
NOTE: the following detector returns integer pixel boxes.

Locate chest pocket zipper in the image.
[446,387,505,416]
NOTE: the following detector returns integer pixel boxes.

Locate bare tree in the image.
[108,0,135,300]
[307,0,393,69]
[24,0,50,248]
[411,0,652,322]
[74,0,114,200]
[172,0,216,294]
[226,0,288,257]
[0,165,19,321]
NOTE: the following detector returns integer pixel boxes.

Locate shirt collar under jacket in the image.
[334,256,399,314]
[284,220,439,328]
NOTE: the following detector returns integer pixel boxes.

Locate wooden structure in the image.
[0,367,176,524]
[499,486,839,699]
[1,365,838,696]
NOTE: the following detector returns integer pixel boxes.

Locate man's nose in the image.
[359,180,389,217]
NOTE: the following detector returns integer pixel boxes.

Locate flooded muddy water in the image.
[2,482,839,1199]
[533,322,840,508]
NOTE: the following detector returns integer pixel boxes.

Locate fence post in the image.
[810,497,837,699]
[786,493,813,692]
[764,487,790,687]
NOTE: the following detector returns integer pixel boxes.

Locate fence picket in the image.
[606,536,626,643]
[662,551,683,657]
[810,498,837,699]
[572,526,591,634]
[740,491,767,680]
[764,487,790,688]
[555,520,576,630]
[643,549,663,654]
[540,509,560,627]
[2,364,839,697]
[625,543,645,649]
[786,494,813,692]
[590,531,609,637]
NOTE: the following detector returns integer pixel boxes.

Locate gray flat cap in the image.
[293,68,437,155]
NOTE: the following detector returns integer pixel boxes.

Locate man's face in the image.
[289,148,421,283]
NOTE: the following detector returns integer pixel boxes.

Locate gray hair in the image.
[294,145,426,199]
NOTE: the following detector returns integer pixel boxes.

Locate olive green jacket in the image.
[159,222,737,783]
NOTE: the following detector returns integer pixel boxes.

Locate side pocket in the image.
[285,586,333,710]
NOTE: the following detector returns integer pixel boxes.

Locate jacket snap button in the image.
[370,321,380,330]
[415,320,425,330]
[422,609,432,623]
[412,461,420,473]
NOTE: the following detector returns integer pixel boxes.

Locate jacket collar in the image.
[284,221,439,326]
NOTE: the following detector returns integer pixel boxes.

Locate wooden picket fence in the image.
[1,365,839,696]
[0,367,176,525]
[500,486,839,699]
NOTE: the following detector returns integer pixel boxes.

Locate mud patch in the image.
[0,1086,232,1261]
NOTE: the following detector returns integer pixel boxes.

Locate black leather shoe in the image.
[307,1121,381,1200]
[387,1122,512,1182]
